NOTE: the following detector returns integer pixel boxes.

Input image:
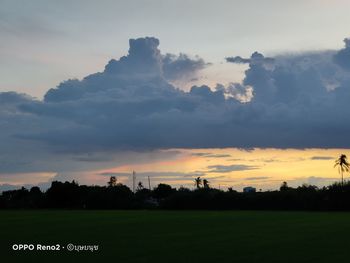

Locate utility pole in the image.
[148,176,151,190]
[132,171,136,193]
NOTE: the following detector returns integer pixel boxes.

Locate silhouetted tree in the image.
[280,181,290,191]
[46,181,80,208]
[194,177,202,189]
[334,154,350,186]
[137,181,144,191]
[6,178,350,210]
[30,186,42,195]
[297,184,318,192]
[227,187,236,193]
[203,179,210,189]
[107,176,117,187]
[178,186,191,193]
[153,184,175,199]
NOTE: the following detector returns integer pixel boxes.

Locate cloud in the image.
[0,9,65,40]
[0,91,33,105]
[162,53,209,81]
[191,152,231,158]
[244,176,270,181]
[237,148,255,152]
[207,164,259,173]
[225,56,251,64]
[226,52,274,67]
[245,158,282,163]
[97,172,121,177]
[310,156,334,160]
[333,38,350,70]
[3,36,350,177]
[215,83,253,102]
[42,38,208,104]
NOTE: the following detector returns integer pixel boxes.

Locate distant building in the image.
[243,186,256,193]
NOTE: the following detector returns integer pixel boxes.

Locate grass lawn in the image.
[1,210,350,262]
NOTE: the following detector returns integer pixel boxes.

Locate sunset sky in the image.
[1,0,350,191]
[88,148,346,191]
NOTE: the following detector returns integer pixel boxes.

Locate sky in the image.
[2,0,350,97]
[1,0,350,192]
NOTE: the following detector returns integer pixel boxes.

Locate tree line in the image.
[1,154,350,210]
[2,179,350,210]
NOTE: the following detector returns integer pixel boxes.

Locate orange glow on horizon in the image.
[90,148,349,191]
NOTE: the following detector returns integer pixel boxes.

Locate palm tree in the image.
[334,154,350,187]
[203,179,210,189]
[194,177,202,189]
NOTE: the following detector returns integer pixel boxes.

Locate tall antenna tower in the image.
[148,176,151,190]
[132,171,136,193]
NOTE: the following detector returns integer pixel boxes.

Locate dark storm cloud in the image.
[3,36,350,174]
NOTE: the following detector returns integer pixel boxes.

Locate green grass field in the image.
[1,210,350,262]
